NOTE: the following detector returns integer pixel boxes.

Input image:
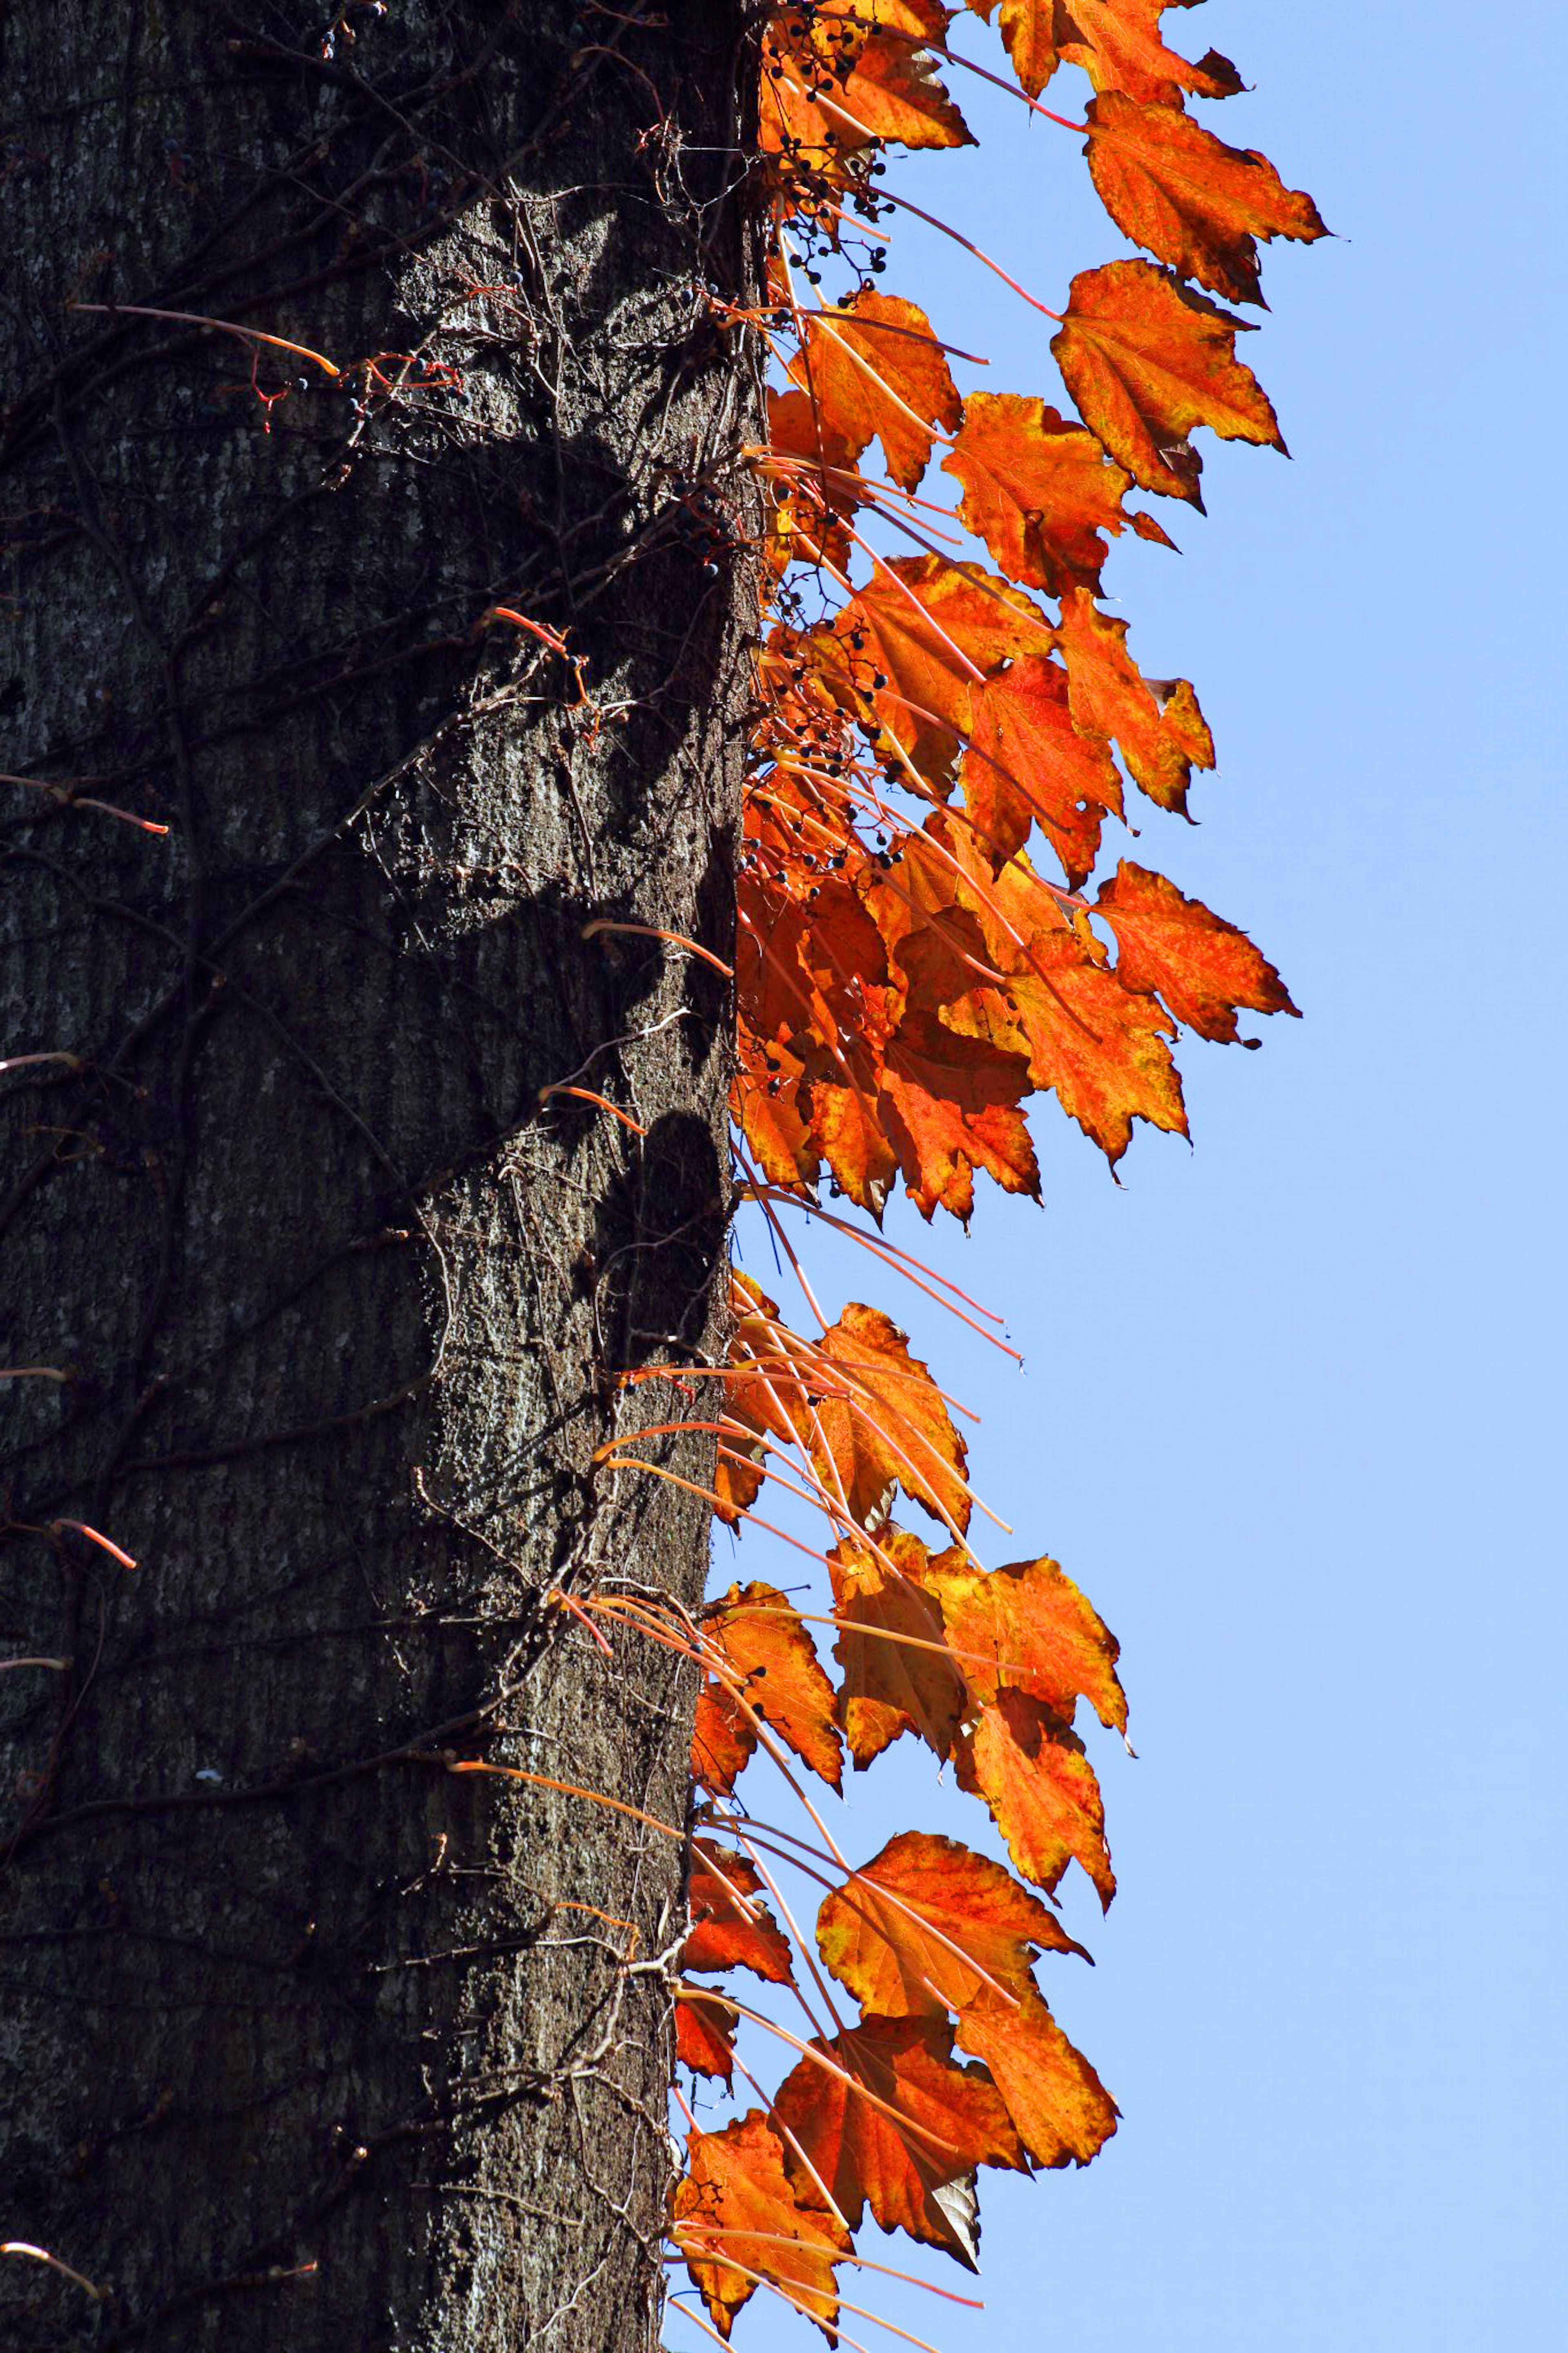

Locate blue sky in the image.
[677,9,1564,2350]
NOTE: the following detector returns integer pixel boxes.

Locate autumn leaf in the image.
[1094,859,1300,1041]
[816,1829,1091,2018]
[675,2114,850,2340]
[686,1841,796,1984]
[815,1303,973,1534]
[677,1988,742,2082]
[922,1549,1128,1731]
[698,1581,844,1792]
[1086,92,1328,308]
[829,1530,969,1765]
[955,1986,1119,2167]
[1053,259,1284,505]
[1053,585,1215,814]
[964,652,1124,885]
[794,290,961,493]
[827,556,1054,780]
[942,905,1188,1163]
[770,2014,1028,2264]
[956,1686,1117,1907]
[876,1008,1039,1222]
[1051,0,1244,106]
[942,391,1174,599]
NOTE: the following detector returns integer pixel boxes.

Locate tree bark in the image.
[0,7,760,2348]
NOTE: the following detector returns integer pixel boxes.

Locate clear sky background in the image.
[676,9,1565,2352]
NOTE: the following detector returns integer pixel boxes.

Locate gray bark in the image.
[0,6,760,2348]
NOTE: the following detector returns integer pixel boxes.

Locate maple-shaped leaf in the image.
[676,1987,742,2082]
[1053,586,1214,814]
[921,1550,1128,1732]
[829,1529,969,1766]
[956,1686,1117,1907]
[941,392,1174,600]
[815,1303,973,1533]
[1053,259,1284,506]
[675,2113,850,2340]
[1052,0,1243,105]
[769,2014,1028,2264]
[762,7,972,178]
[817,1829,1091,2018]
[964,653,1125,885]
[827,557,1054,781]
[697,1581,844,1792]
[1094,859,1299,1041]
[794,290,961,494]
[1085,92,1328,308]
[955,1986,1119,2167]
[685,1840,796,1983]
[943,906,1187,1163]
[877,1007,1039,1222]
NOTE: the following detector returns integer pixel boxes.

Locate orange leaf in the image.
[677,1988,742,2082]
[942,906,1187,1163]
[1053,259,1283,506]
[686,1840,796,1983]
[829,1530,969,1766]
[828,556,1054,781]
[920,1550,1128,1731]
[1051,0,1244,105]
[675,2114,850,2340]
[956,1686,1117,1907]
[1094,859,1300,1041]
[693,1680,758,1799]
[770,2014,1028,2264]
[941,391,1174,599]
[955,1986,1119,2167]
[815,1303,972,1534]
[876,1008,1039,1222]
[816,1829,1090,2017]
[1053,585,1215,814]
[794,290,961,494]
[964,653,1124,885]
[1086,91,1328,308]
[699,1580,844,1791]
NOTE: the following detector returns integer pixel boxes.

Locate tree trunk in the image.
[0,7,760,2347]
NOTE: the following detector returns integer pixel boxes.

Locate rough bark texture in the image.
[0,7,761,2348]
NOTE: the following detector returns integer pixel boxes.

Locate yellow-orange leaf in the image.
[816,1829,1090,2017]
[795,290,961,493]
[1053,259,1283,506]
[770,2014,1028,2264]
[830,1530,970,1766]
[955,1986,1119,2167]
[701,1581,844,1791]
[876,1008,1039,1222]
[922,1550,1128,1731]
[1086,91,1328,308]
[1094,859,1300,1041]
[1053,0,1243,105]
[675,2114,850,2340]
[942,391,1174,599]
[956,1686,1117,1907]
[1053,586,1215,814]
